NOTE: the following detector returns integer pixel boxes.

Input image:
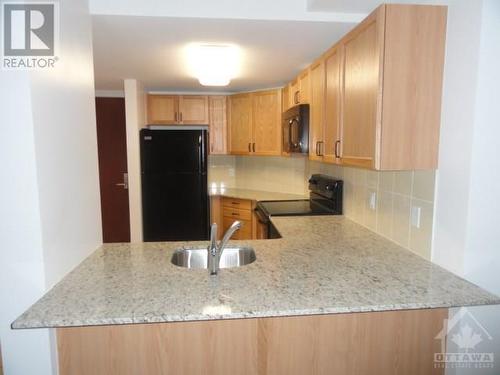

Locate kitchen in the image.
[1,1,500,375]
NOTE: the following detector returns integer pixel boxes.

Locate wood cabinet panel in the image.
[228,94,253,155]
[309,61,325,161]
[323,46,342,164]
[57,308,447,375]
[341,10,383,169]
[298,70,310,104]
[147,95,177,124]
[222,197,252,211]
[179,95,208,124]
[252,90,281,156]
[379,5,447,170]
[223,207,252,221]
[282,85,290,112]
[208,96,227,154]
[290,79,300,106]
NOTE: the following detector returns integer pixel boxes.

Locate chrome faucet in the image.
[208,221,242,275]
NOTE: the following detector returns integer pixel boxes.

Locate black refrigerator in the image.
[140,128,209,241]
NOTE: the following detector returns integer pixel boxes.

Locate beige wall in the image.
[209,155,436,259]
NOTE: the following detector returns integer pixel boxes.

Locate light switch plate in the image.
[411,206,422,228]
[369,191,377,210]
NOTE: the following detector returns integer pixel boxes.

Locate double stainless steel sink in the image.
[171,247,256,270]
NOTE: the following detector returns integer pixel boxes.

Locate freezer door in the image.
[140,128,206,174]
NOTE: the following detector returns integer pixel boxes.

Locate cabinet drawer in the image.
[223,207,252,221]
[223,217,252,239]
[222,198,252,211]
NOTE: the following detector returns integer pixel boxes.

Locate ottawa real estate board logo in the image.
[1,1,59,69]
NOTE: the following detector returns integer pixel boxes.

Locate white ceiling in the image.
[90,0,449,92]
[92,16,354,92]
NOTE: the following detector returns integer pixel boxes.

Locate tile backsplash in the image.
[209,155,436,260]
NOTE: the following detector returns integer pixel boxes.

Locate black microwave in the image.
[282,104,309,154]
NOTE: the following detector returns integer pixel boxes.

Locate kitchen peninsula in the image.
[13,212,499,375]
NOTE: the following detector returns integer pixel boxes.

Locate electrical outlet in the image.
[411,206,422,228]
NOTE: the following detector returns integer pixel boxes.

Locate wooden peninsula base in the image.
[57,308,447,375]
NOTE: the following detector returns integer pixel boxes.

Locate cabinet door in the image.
[282,85,290,112]
[252,90,282,156]
[309,61,325,161]
[228,94,253,155]
[290,79,300,106]
[323,46,342,164]
[147,95,178,124]
[179,96,209,124]
[298,70,310,104]
[208,96,227,154]
[341,11,383,169]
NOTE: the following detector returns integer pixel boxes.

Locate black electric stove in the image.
[255,174,343,238]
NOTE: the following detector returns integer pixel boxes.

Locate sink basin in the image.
[171,247,256,269]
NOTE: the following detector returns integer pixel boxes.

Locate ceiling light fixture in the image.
[186,44,240,87]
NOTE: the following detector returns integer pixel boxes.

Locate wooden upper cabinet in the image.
[179,96,209,124]
[282,85,290,112]
[228,89,282,156]
[208,96,227,155]
[147,95,208,125]
[147,95,177,124]
[252,90,281,156]
[337,4,446,170]
[323,45,342,164]
[340,9,382,169]
[228,93,253,154]
[309,61,325,161]
[290,79,300,107]
[298,70,310,104]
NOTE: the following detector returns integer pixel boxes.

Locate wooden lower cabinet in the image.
[222,197,253,240]
[57,308,447,375]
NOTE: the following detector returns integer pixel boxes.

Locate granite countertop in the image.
[208,187,308,201]
[13,216,500,329]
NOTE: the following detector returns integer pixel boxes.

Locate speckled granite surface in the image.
[12,216,500,329]
[208,187,308,201]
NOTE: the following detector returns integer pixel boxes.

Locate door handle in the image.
[115,173,128,190]
[335,140,341,158]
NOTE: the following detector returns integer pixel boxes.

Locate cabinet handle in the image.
[175,112,178,122]
[252,143,256,153]
[318,141,324,156]
[334,140,341,158]
[316,141,319,156]
[231,213,239,216]
[210,144,214,153]
[248,143,251,152]
[231,201,240,205]
[180,112,183,122]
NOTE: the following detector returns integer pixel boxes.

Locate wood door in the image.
[147,95,178,124]
[208,96,227,154]
[341,8,384,169]
[95,97,130,243]
[323,46,342,164]
[179,96,209,124]
[290,79,300,106]
[252,90,281,156]
[298,70,310,104]
[282,85,290,112]
[309,61,325,161]
[228,93,253,155]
